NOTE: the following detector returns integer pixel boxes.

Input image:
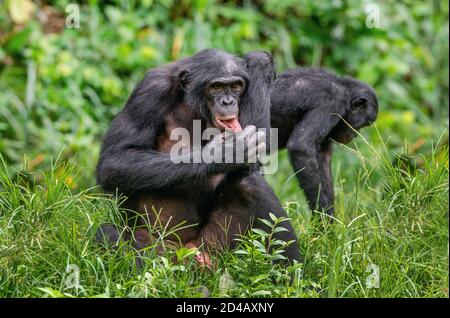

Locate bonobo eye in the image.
[209,83,224,95]
[351,97,368,110]
[230,82,243,93]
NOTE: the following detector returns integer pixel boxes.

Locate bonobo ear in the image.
[351,97,368,109]
[178,69,191,90]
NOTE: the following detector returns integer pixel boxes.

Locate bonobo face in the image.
[333,88,379,144]
[206,76,245,133]
[178,49,250,133]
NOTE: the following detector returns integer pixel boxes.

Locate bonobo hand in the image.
[205,125,266,173]
[244,51,276,82]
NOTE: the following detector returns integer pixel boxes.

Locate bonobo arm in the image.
[96,68,209,194]
[286,109,340,215]
[240,51,275,150]
[318,142,334,216]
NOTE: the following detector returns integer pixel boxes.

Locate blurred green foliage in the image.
[0,0,448,187]
[0,1,448,298]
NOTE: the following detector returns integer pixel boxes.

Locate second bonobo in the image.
[271,67,379,216]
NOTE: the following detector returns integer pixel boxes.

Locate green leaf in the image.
[7,0,36,24]
[273,226,289,233]
[251,228,268,236]
[251,290,272,296]
[5,26,32,53]
[37,287,65,298]
[176,247,197,261]
[269,213,278,222]
[259,218,273,227]
[271,254,287,261]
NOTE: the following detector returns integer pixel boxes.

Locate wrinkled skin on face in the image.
[205,76,246,133]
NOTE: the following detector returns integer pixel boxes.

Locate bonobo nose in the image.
[221,96,234,106]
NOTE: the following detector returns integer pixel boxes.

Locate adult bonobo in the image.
[96,49,301,267]
[271,68,378,216]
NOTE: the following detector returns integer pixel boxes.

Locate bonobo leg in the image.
[96,223,126,249]
[95,223,161,268]
[286,110,339,216]
[191,171,301,264]
[318,142,334,216]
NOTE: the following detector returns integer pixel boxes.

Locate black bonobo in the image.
[271,67,378,216]
[96,49,301,267]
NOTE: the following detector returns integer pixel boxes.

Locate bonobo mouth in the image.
[214,115,242,133]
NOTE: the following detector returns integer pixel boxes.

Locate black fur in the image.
[96,49,300,265]
[271,67,378,216]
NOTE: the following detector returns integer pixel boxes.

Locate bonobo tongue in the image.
[216,117,242,133]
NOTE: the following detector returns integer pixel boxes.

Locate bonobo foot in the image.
[95,223,124,249]
[186,242,213,269]
[95,223,215,269]
[95,223,148,267]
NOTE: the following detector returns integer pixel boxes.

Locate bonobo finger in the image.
[247,146,258,162]
[247,129,265,147]
[213,132,227,142]
[223,129,238,142]
[256,142,267,157]
[236,125,256,139]
[256,130,266,144]
[243,125,257,135]
[235,125,257,143]
[246,130,258,148]
[246,134,260,160]
[223,125,255,142]
[194,251,213,269]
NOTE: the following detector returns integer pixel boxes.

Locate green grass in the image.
[0,0,448,298]
[0,135,448,298]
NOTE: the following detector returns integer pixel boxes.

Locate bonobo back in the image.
[269,67,378,216]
